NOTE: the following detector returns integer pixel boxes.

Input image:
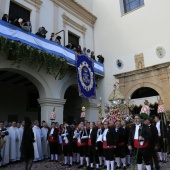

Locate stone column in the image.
[38,98,66,125]
[82,101,98,122]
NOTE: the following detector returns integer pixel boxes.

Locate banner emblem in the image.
[76,55,96,98]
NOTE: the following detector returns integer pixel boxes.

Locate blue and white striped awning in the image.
[0,20,104,76]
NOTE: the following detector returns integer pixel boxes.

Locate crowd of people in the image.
[0,113,170,170]
[1,14,104,64]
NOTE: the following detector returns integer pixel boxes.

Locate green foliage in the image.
[140,113,149,119]
[0,36,68,79]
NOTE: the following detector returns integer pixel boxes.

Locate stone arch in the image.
[125,82,163,101]
[0,60,51,98]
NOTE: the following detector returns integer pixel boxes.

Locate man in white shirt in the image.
[128,114,152,170]
[154,115,167,163]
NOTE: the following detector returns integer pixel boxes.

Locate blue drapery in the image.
[76,55,96,98]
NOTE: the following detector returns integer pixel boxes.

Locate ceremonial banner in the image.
[76,55,96,98]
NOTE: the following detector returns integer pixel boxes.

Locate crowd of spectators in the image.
[1,14,104,64]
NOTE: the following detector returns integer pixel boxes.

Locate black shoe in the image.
[49,160,54,162]
[62,163,68,166]
[159,160,162,162]
[86,166,90,170]
[90,167,94,170]
[96,168,100,170]
[163,160,167,163]
[68,164,72,167]
[99,165,103,168]
[123,166,127,170]
[76,162,80,165]
[127,163,131,166]
[77,165,84,168]
[116,166,121,169]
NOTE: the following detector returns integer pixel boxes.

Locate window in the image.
[123,0,144,13]
[9,1,30,21]
[68,31,79,48]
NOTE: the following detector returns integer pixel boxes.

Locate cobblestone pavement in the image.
[0,156,170,170]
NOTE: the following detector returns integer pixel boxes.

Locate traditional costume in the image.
[87,126,100,170]
[114,126,126,169]
[102,126,117,170]
[77,127,89,169]
[128,122,151,170]
[61,125,73,167]
[48,127,58,161]
[155,115,168,162]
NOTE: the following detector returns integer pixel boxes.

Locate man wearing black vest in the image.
[128,114,152,170]
[154,114,168,163]
[145,117,160,170]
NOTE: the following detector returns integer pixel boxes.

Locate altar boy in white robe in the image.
[41,123,50,159]
[16,123,23,161]
[32,120,44,161]
[9,122,19,162]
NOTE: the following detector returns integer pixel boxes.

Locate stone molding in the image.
[51,0,97,27]
[114,62,170,79]
[24,0,43,11]
[62,13,87,34]
[134,53,145,69]
[38,98,66,107]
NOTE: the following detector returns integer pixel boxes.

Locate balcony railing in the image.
[0,20,104,76]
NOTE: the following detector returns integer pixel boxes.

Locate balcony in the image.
[0,20,104,77]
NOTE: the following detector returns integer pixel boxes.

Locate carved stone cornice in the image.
[38,98,66,107]
[51,0,97,27]
[114,62,170,79]
[24,0,43,11]
[62,13,87,34]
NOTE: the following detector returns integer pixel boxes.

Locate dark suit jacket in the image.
[155,121,167,138]
[60,126,73,143]
[148,124,159,147]
[104,127,118,146]
[114,127,126,144]
[47,128,58,141]
[128,123,151,147]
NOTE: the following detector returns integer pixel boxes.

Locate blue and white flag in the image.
[76,55,96,98]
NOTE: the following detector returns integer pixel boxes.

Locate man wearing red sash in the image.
[87,122,100,170]
[102,121,117,170]
[128,114,151,170]
[114,120,126,169]
[47,122,59,162]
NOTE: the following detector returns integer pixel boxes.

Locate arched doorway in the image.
[0,70,40,122]
[63,85,82,124]
[130,87,159,116]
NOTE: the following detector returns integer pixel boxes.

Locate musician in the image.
[145,117,160,170]
[77,124,89,169]
[114,120,126,169]
[47,122,58,162]
[87,122,100,170]
[128,114,152,170]
[61,123,73,167]
[102,121,117,170]
[154,115,168,163]
[121,120,131,166]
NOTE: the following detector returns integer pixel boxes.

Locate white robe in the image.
[41,127,50,158]
[8,127,19,161]
[16,128,23,160]
[0,130,9,166]
[33,125,44,161]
